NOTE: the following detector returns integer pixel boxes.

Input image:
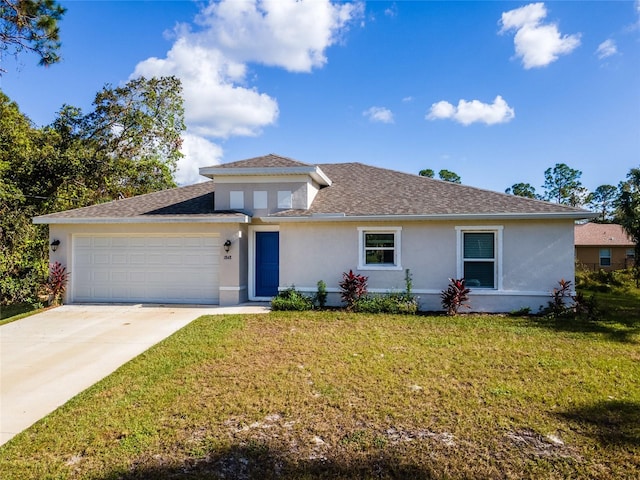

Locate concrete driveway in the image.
[0,303,269,446]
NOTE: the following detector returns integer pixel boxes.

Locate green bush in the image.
[576,268,634,293]
[354,293,418,315]
[314,280,327,308]
[271,287,313,311]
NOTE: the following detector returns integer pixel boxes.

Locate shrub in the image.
[339,270,368,310]
[314,280,327,308]
[270,287,313,311]
[354,292,418,315]
[42,262,69,306]
[441,278,470,315]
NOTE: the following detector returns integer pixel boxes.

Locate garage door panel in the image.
[72,235,219,304]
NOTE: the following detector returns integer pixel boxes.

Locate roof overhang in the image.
[260,211,598,223]
[199,165,332,186]
[33,215,251,225]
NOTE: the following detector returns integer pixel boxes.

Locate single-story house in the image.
[574,223,635,271]
[34,154,596,312]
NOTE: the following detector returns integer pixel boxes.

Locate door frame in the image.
[248,225,280,301]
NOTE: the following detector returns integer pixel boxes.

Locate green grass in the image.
[0,303,45,325]
[0,293,639,479]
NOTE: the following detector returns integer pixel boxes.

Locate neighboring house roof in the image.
[33,181,249,224]
[34,155,595,224]
[574,223,634,247]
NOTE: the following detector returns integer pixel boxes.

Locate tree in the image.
[505,182,537,199]
[438,169,461,184]
[0,0,66,73]
[419,168,434,178]
[589,184,617,223]
[542,163,589,207]
[616,168,640,285]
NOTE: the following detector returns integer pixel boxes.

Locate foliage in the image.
[418,168,434,178]
[505,182,537,199]
[589,184,617,223]
[314,280,327,308]
[576,267,634,293]
[0,0,66,73]
[270,287,313,311]
[0,80,185,305]
[441,278,470,315]
[544,278,575,318]
[615,168,640,285]
[339,270,368,310]
[354,292,418,314]
[438,169,461,183]
[542,163,589,206]
[42,261,68,305]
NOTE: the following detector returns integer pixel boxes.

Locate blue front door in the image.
[255,231,279,297]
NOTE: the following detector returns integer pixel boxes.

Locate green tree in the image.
[0,0,66,72]
[542,163,589,206]
[505,182,537,199]
[419,168,434,178]
[438,169,461,184]
[589,184,617,223]
[616,168,640,285]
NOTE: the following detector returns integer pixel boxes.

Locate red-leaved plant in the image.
[441,278,471,315]
[44,261,69,305]
[339,270,368,311]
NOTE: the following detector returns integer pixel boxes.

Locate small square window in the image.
[357,227,402,270]
[277,191,292,209]
[599,248,611,267]
[230,191,244,209]
[254,191,268,209]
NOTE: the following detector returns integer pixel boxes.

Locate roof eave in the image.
[33,215,251,225]
[260,211,598,223]
[199,166,332,186]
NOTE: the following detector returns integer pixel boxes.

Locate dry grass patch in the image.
[0,311,638,479]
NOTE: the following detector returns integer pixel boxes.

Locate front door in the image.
[255,231,279,297]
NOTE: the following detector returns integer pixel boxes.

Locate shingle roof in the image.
[575,223,634,246]
[212,153,313,169]
[34,156,594,223]
[271,162,591,217]
[33,181,245,222]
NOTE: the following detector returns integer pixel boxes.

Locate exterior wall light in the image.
[50,239,61,252]
[223,240,232,253]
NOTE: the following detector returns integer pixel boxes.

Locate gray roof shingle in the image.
[34,156,594,223]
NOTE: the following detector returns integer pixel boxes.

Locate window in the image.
[599,248,611,267]
[456,227,502,289]
[358,227,402,270]
[230,191,244,209]
[253,191,268,209]
[277,191,292,209]
[626,248,635,259]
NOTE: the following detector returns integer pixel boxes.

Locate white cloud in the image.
[426,95,515,126]
[596,39,618,59]
[132,0,362,184]
[402,96,414,103]
[177,133,224,185]
[499,3,581,69]
[363,106,394,124]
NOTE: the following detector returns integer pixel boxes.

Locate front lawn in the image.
[1,303,638,478]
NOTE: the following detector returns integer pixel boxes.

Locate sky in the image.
[1,0,639,195]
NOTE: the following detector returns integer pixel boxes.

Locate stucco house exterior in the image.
[34,154,595,312]
[574,223,635,271]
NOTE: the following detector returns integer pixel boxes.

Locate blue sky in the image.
[1,1,639,195]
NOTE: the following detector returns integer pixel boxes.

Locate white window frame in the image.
[357,227,402,271]
[253,191,268,209]
[277,190,292,209]
[455,226,503,290]
[230,191,244,210]
[599,248,612,267]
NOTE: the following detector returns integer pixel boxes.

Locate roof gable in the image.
[210,154,313,169]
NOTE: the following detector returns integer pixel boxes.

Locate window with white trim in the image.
[456,227,502,289]
[277,190,292,209]
[230,191,244,209]
[358,227,402,270]
[599,248,611,267]
[253,191,268,209]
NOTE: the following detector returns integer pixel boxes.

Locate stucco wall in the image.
[279,219,575,313]
[214,179,315,214]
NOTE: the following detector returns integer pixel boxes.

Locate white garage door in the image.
[72,235,220,304]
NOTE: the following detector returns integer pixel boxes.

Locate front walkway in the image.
[0,303,269,446]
